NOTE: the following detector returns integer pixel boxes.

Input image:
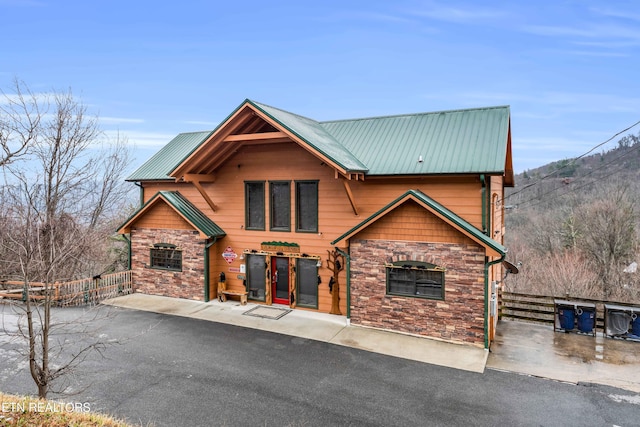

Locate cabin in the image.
[117,99,514,348]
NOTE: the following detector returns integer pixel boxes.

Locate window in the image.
[270,181,290,231]
[246,253,266,301]
[150,243,182,271]
[245,181,265,230]
[295,180,318,232]
[296,258,318,308]
[386,261,445,300]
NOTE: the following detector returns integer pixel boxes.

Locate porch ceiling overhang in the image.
[331,189,507,257]
[169,99,369,182]
[117,191,226,240]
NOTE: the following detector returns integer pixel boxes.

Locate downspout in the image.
[334,247,351,320]
[484,253,505,349]
[134,182,144,207]
[480,174,488,235]
[122,234,131,270]
[204,237,218,302]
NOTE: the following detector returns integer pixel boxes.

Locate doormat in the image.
[243,306,291,320]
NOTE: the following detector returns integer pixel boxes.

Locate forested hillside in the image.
[504,133,640,303]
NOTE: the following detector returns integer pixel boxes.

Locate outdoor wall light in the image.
[316,259,322,268]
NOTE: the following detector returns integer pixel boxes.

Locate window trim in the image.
[150,243,182,272]
[245,181,266,231]
[385,261,445,300]
[269,180,291,232]
[295,180,319,233]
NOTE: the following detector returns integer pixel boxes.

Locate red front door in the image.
[271,256,289,305]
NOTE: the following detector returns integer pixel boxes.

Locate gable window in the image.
[295,180,318,233]
[245,181,265,230]
[150,243,182,271]
[386,261,445,300]
[270,181,290,231]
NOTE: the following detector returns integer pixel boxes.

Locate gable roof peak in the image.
[247,99,319,123]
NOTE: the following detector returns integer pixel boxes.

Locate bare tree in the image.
[0,78,40,168]
[574,185,638,299]
[0,81,132,398]
[505,174,640,302]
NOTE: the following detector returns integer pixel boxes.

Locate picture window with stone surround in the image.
[386,260,444,300]
[150,243,182,271]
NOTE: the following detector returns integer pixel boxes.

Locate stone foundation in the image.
[130,227,205,300]
[349,239,486,346]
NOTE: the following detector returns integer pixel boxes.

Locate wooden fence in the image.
[499,291,640,331]
[0,270,133,307]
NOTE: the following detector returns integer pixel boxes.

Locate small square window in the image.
[150,243,182,271]
[386,261,444,300]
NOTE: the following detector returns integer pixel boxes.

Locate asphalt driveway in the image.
[1,305,639,426]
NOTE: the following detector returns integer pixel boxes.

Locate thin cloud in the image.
[104,130,174,148]
[443,90,640,115]
[183,120,218,127]
[0,0,45,5]
[540,92,640,114]
[100,116,145,125]
[406,2,507,24]
[559,49,628,58]
[523,23,640,43]
[514,136,616,155]
[355,11,417,25]
[591,7,640,23]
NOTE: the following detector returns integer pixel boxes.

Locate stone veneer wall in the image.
[349,239,486,346]
[130,227,205,300]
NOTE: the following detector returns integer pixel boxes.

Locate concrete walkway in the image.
[103,293,640,393]
[487,319,640,393]
[103,293,489,373]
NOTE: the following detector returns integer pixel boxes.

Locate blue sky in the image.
[2,0,639,174]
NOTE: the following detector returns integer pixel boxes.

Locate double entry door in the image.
[246,254,289,305]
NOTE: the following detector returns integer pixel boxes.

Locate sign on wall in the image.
[222,246,237,264]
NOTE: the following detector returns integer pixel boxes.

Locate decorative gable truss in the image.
[168,100,368,216]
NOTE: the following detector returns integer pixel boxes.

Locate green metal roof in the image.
[118,191,226,238]
[248,100,368,173]
[331,189,506,256]
[319,106,510,175]
[127,101,510,181]
[126,131,212,181]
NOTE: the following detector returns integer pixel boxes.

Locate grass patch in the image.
[0,392,142,426]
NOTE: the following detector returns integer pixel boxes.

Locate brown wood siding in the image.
[355,200,475,245]
[138,142,490,313]
[133,201,193,230]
